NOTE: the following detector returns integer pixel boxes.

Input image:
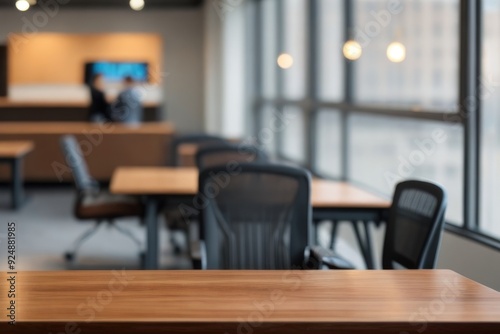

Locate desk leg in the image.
[11,158,24,210]
[362,221,375,269]
[144,196,159,270]
[329,220,338,250]
[352,221,375,270]
[312,219,320,244]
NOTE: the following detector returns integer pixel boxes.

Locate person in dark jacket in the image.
[109,76,143,125]
[88,73,110,122]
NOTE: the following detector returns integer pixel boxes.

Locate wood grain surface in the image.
[111,167,391,208]
[111,167,198,195]
[0,140,34,158]
[1,270,499,333]
[0,98,159,109]
[0,121,174,135]
[0,122,175,182]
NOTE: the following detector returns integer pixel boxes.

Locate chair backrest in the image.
[170,134,227,166]
[196,144,269,171]
[60,135,99,194]
[199,163,312,269]
[382,180,447,269]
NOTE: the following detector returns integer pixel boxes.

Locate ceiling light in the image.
[387,42,406,63]
[129,0,145,11]
[15,0,30,11]
[342,40,362,61]
[277,53,294,69]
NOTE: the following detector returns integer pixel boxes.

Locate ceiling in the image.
[0,0,203,8]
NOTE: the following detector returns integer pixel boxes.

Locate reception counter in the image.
[0,122,174,183]
[0,98,161,122]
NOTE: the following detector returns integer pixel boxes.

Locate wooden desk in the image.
[0,97,159,109]
[0,141,33,209]
[1,270,499,333]
[175,139,242,167]
[177,143,199,167]
[0,97,161,122]
[0,122,175,182]
[111,167,389,207]
[111,167,390,270]
[112,167,198,195]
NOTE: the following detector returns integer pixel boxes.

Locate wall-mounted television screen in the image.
[84,61,149,84]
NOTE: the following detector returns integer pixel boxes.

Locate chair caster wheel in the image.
[65,252,74,262]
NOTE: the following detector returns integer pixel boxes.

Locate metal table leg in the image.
[329,220,338,249]
[362,221,375,269]
[144,196,159,270]
[11,158,24,210]
[352,221,375,269]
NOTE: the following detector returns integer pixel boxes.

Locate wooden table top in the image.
[178,143,199,156]
[0,97,159,109]
[0,140,34,158]
[177,143,199,167]
[110,167,390,208]
[176,140,242,167]
[311,179,390,208]
[1,270,499,333]
[111,167,199,195]
[0,122,174,135]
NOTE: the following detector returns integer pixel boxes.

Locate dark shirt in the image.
[109,88,143,124]
[89,86,110,122]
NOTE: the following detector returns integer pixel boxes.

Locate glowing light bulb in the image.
[387,42,406,63]
[342,40,362,60]
[16,0,30,11]
[130,0,145,11]
[277,53,294,69]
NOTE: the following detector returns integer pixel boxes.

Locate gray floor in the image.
[0,186,370,271]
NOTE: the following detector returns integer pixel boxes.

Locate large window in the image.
[348,114,463,224]
[280,106,306,163]
[480,0,500,239]
[318,0,344,101]
[353,0,459,110]
[261,0,278,98]
[315,110,342,178]
[252,0,499,247]
[281,0,308,99]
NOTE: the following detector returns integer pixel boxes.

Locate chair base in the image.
[64,219,144,266]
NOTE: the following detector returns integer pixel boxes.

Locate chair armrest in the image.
[309,245,356,270]
[190,240,207,270]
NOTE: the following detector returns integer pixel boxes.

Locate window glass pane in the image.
[282,0,307,99]
[261,0,278,98]
[315,110,342,178]
[348,114,463,224]
[259,105,279,157]
[318,0,344,101]
[281,106,306,162]
[480,0,500,238]
[353,0,459,110]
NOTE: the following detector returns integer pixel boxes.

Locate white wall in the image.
[203,0,223,134]
[438,232,500,291]
[203,0,249,137]
[0,7,205,132]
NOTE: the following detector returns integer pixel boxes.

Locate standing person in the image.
[109,76,143,124]
[88,73,110,122]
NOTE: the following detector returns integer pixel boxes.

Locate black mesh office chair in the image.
[192,163,347,270]
[166,134,228,254]
[170,134,227,166]
[60,135,144,263]
[196,144,269,170]
[317,180,447,270]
